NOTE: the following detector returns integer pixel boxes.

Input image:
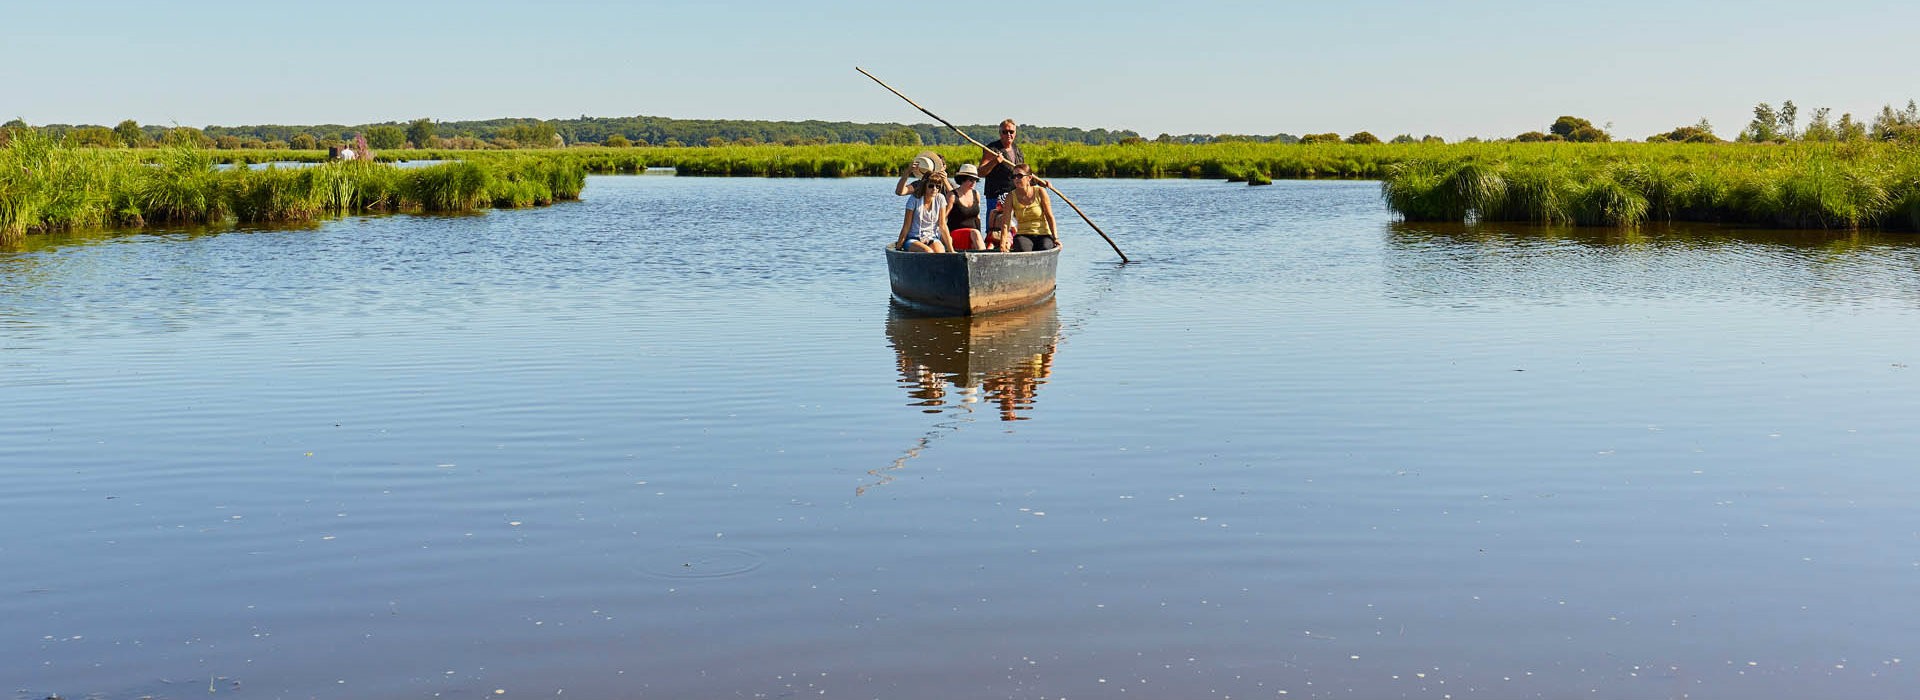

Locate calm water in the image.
[4,177,1920,700]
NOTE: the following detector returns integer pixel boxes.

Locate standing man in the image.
[978,119,1026,239]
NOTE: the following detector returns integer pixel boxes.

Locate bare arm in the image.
[938,196,954,250]
[896,208,913,247]
[979,146,1001,175]
[990,197,1012,251]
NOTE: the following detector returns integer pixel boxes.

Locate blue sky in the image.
[5,0,1918,140]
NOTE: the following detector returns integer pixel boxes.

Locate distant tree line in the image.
[10,101,1916,151]
[2,115,1435,151]
[1639,99,1920,144]
[2,115,1148,150]
[1725,99,1916,143]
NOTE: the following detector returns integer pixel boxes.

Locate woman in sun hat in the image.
[894,168,954,253]
[945,163,987,250]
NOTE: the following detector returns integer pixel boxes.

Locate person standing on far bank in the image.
[978,119,1027,239]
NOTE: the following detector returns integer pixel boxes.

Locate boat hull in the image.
[884,246,1060,316]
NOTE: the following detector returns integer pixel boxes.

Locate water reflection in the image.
[1387,219,1920,251]
[887,300,1060,421]
[1383,220,1920,308]
[863,301,1062,496]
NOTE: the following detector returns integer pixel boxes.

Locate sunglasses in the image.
[1001,129,1016,134]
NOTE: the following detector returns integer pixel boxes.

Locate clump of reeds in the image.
[1568,174,1649,227]
[0,130,130,237]
[406,161,496,211]
[1,136,590,238]
[135,144,231,224]
[1380,142,1920,230]
[1481,163,1571,224]
[230,165,322,223]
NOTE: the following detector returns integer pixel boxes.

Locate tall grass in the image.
[1,137,590,237]
[22,139,1920,235]
[0,130,136,238]
[1377,142,1920,230]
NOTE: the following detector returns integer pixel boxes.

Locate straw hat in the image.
[953,163,981,180]
[908,150,947,176]
[909,155,936,177]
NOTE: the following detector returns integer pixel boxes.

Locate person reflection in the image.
[981,351,1052,421]
[886,299,1060,421]
[897,353,949,409]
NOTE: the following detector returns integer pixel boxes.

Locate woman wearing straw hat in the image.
[946,163,988,250]
[894,169,954,253]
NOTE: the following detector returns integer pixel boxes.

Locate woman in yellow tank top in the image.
[990,166,1060,253]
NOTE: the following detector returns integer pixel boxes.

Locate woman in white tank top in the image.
[894,170,954,253]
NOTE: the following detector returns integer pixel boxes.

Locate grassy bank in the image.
[0,133,585,239]
[151,142,1418,179]
[482,142,1415,179]
[1379,142,1920,229]
[20,140,1920,236]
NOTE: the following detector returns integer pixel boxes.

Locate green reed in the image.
[1,137,590,237]
[1376,142,1920,229]
[25,140,1920,235]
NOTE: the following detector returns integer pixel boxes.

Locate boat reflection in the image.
[862,301,1062,496]
[886,299,1060,421]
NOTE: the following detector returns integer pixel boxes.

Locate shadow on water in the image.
[0,220,325,257]
[859,300,1061,496]
[0,210,495,258]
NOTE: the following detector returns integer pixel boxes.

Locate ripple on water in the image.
[635,545,768,580]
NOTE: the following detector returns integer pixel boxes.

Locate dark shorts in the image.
[1013,235,1056,252]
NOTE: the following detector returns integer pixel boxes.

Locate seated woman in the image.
[946,164,986,250]
[894,170,953,253]
[995,166,1061,252]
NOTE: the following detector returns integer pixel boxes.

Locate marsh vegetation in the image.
[0,131,585,239]
[11,124,1920,238]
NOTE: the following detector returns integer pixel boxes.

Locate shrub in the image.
[366,126,406,150]
[63,126,119,148]
[1567,125,1611,143]
[1550,116,1595,138]
[1649,124,1720,143]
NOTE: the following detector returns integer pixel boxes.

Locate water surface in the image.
[4,177,1919,699]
